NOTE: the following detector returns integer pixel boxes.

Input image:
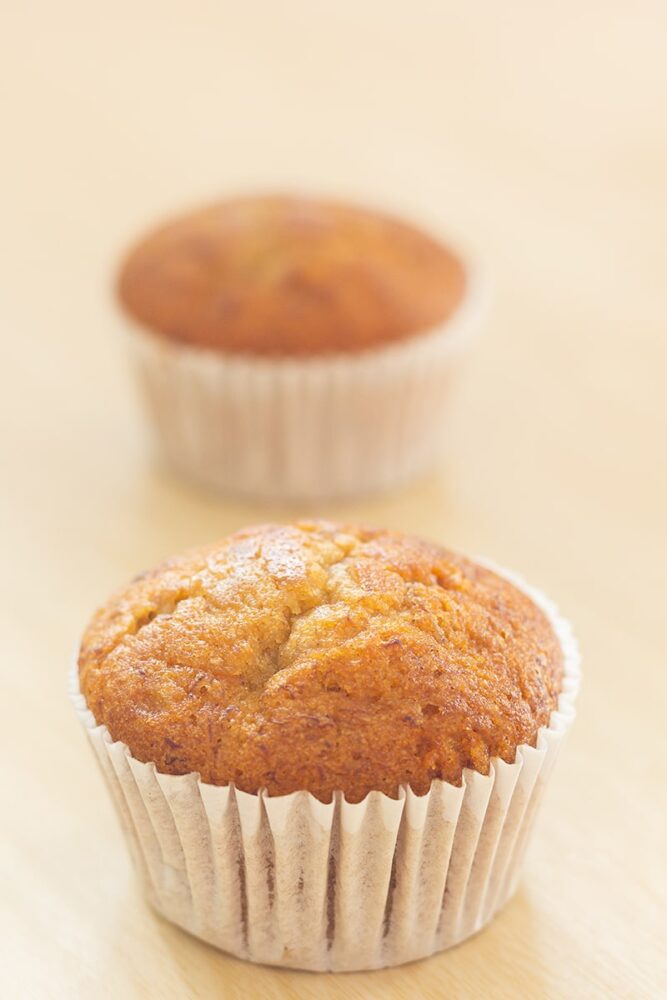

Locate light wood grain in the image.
[1,2,666,997]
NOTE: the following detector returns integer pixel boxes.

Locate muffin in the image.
[73,522,579,971]
[116,195,483,499]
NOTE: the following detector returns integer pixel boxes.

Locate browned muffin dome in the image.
[116,195,466,356]
[79,522,563,802]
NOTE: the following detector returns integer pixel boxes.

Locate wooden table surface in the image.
[2,2,665,997]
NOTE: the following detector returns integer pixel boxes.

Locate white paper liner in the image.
[71,568,579,971]
[126,268,485,501]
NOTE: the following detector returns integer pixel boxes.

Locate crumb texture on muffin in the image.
[117,195,466,355]
[79,523,564,802]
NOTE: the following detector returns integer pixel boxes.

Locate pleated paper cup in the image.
[71,568,579,972]
[125,266,485,502]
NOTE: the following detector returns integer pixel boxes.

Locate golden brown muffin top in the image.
[116,195,466,356]
[79,523,563,801]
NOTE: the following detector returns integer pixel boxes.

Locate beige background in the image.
[1,2,666,997]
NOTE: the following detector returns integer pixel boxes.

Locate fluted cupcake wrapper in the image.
[125,269,485,501]
[70,568,579,971]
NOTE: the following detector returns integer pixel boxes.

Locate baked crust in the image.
[117,195,466,356]
[79,522,563,801]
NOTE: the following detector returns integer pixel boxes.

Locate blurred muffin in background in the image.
[117,194,483,499]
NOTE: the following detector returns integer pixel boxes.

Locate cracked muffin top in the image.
[116,194,466,356]
[78,522,564,802]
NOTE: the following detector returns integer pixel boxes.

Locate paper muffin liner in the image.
[125,268,485,501]
[71,567,579,972]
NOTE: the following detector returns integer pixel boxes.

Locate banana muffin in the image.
[78,521,563,802]
[116,194,482,499]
